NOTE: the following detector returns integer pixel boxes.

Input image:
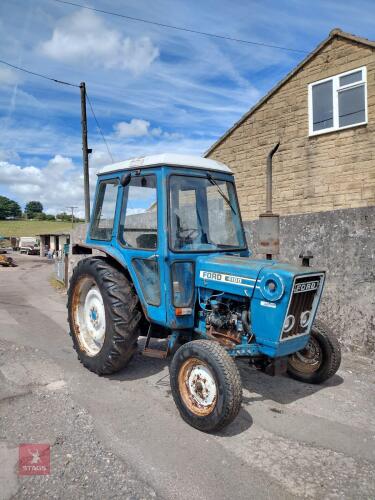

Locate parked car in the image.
[19,245,40,255]
[19,237,40,255]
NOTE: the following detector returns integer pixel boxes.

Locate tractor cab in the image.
[86,154,249,330]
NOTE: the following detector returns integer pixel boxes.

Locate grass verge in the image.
[0,220,80,238]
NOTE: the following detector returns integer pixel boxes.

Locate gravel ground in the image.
[0,341,159,500]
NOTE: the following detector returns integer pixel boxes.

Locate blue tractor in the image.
[67,154,341,432]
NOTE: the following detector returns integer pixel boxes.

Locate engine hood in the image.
[195,254,323,299]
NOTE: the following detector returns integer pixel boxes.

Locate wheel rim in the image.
[288,336,322,374]
[73,277,106,356]
[178,358,217,416]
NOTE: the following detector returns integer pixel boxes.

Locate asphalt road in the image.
[0,254,374,499]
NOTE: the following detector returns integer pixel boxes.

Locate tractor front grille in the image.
[281,274,324,340]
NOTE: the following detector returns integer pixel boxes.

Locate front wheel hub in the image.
[178,358,217,416]
[289,336,322,374]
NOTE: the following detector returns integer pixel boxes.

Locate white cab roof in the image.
[98,153,232,174]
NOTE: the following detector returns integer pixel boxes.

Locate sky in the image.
[0,0,374,217]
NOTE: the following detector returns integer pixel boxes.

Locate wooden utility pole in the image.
[80,82,90,223]
[67,206,78,228]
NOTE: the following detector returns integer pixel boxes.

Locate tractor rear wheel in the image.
[170,340,242,432]
[67,257,143,375]
[287,320,341,384]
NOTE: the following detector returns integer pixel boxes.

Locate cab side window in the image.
[120,175,157,249]
[91,180,119,241]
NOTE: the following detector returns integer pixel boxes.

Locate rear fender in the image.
[75,244,150,322]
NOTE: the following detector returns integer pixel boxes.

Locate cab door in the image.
[114,170,167,325]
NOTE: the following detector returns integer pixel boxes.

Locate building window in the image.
[308,66,367,136]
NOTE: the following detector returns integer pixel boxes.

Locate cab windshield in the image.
[169,174,246,252]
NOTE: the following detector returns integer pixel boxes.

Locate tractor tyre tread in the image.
[67,257,142,375]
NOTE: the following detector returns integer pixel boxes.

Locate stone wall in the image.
[244,206,375,356]
[207,36,375,220]
[68,208,375,357]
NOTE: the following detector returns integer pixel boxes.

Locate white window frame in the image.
[308,66,367,136]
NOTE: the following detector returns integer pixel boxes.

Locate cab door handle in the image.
[146,254,159,260]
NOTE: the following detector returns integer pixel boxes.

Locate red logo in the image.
[19,444,50,475]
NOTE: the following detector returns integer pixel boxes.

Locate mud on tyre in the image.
[67,257,143,375]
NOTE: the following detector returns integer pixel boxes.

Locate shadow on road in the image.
[238,359,344,405]
[216,408,254,437]
[108,337,169,382]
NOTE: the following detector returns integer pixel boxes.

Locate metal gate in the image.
[54,257,65,283]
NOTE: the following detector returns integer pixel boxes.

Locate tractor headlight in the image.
[267,279,277,292]
[300,310,311,328]
[259,273,284,301]
[283,314,295,333]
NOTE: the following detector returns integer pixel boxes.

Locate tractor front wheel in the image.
[170,340,242,432]
[287,320,341,384]
[67,257,142,375]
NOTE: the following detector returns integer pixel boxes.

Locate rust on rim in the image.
[288,336,322,374]
[178,358,217,416]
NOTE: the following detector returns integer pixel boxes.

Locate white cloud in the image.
[89,150,112,169]
[0,155,94,216]
[40,9,159,74]
[114,119,151,138]
[114,119,183,142]
[0,163,44,187]
[151,127,163,137]
[0,131,218,217]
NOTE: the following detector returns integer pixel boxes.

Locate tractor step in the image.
[142,347,168,359]
[141,326,168,359]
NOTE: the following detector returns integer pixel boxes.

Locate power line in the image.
[0,58,113,164]
[52,0,309,54]
[85,91,114,163]
[0,58,79,87]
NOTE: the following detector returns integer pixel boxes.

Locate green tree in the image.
[45,214,56,221]
[56,212,71,222]
[0,196,22,220]
[25,201,43,218]
[35,212,47,220]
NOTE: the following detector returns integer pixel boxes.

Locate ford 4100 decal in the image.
[199,270,255,288]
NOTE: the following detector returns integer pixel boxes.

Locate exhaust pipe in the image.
[266,142,280,214]
[258,143,280,260]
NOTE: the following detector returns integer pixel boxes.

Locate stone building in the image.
[206,29,375,355]
[38,231,70,256]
